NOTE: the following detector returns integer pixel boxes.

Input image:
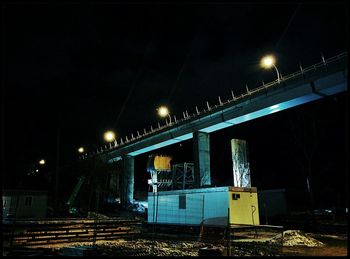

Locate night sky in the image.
[2,2,348,208]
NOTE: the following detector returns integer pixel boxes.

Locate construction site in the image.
[2,138,348,256]
[3,2,349,256]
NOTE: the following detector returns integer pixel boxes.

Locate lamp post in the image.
[157,106,172,125]
[39,159,46,165]
[260,54,281,83]
[78,147,85,154]
[104,130,116,143]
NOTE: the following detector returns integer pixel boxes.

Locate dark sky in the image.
[1,2,348,207]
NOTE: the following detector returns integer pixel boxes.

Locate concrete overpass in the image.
[83,52,347,207]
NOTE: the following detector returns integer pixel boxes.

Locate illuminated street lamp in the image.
[260,54,281,83]
[104,130,116,142]
[157,105,172,124]
[78,147,85,153]
[39,159,46,165]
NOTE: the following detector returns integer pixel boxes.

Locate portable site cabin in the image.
[2,190,48,219]
[148,186,260,227]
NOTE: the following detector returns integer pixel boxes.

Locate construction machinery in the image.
[65,176,86,215]
[147,154,172,192]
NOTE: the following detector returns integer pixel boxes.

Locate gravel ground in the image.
[51,229,327,256]
[268,230,325,247]
[40,239,213,256]
[4,229,343,256]
[41,238,282,256]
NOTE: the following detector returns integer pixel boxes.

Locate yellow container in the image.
[228,187,260,225]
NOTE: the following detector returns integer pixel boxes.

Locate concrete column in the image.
[121,155,134,208]
[193,131,211,187]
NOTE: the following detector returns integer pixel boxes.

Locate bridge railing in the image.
[81,52,347,159]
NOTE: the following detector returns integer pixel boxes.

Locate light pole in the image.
[78,147,85,154]
[104,130,116,143]
[260,54,281,83]
[157,106,172,125]
[39,159,46,165]
[36,159,46,174]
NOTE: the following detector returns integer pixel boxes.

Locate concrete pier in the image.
[120,155,134,208]
[193,131,211,187]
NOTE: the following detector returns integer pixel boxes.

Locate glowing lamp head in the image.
[78,147,85,153]
[261,55,276,68]
[157,106,170,118]
[39,159,46,165]
[104,131,116,142]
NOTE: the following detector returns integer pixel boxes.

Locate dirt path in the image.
[283,234,347,256]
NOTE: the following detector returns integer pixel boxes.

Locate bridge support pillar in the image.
[121,155,134,208]
[193,131,211,187]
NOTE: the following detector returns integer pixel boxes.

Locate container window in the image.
[179,195,186,209]
[232,193,240,200]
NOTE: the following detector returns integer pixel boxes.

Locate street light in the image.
[78,147,85,153]
[104,130,116,142]
[260,54,281,83]
[157,105,172,124]
[39,159,46,165]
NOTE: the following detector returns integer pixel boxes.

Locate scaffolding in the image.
[171,163,195,190]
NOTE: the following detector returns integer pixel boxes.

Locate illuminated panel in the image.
[128,133,193,156]
[197,121,233,133]
[227,94,321,125]
[201,94,321,133]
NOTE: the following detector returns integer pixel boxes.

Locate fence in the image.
[2,218,141,248]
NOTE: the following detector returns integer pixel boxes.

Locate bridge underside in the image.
[105,65,347,208]
[108,70,347,160]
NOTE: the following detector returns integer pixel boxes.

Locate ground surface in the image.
[3,230,347,256]
[283,233,348,256]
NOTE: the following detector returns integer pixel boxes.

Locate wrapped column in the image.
[193,131,211,187]
[231,139,251,187]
